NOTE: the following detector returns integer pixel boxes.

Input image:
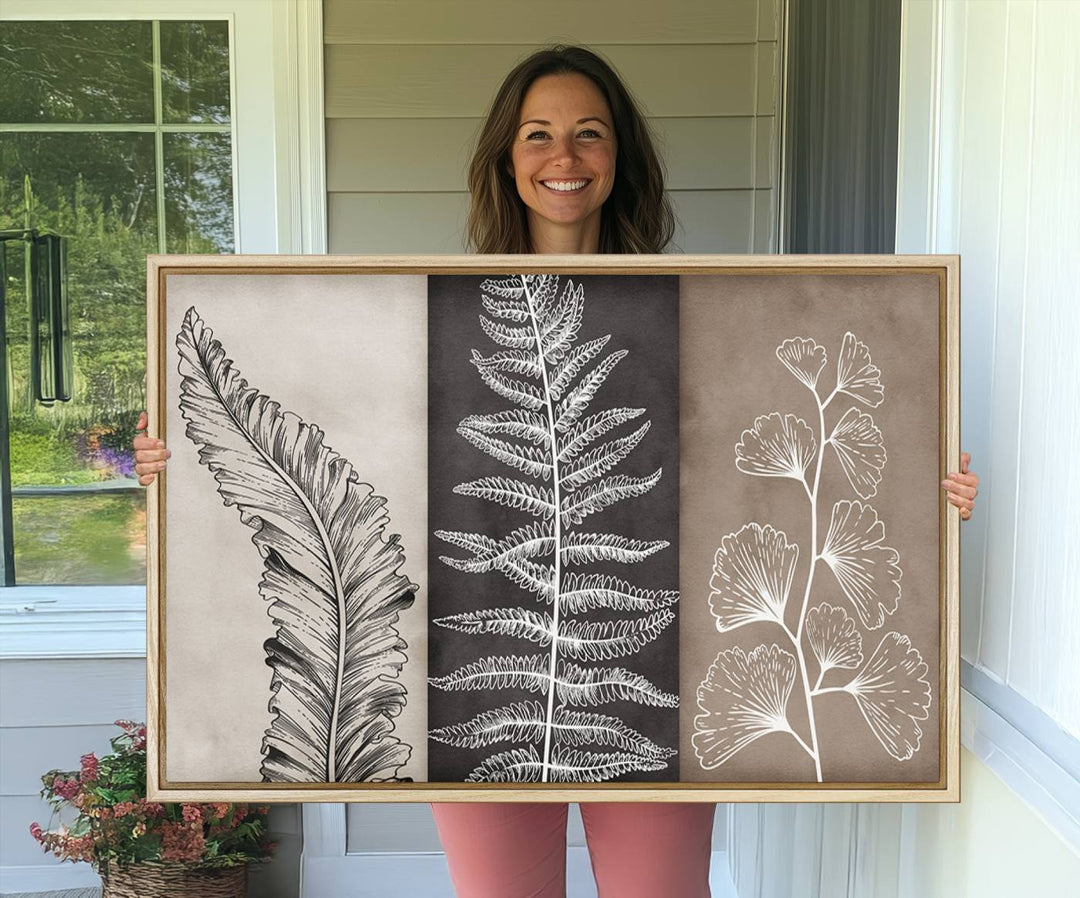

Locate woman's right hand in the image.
[133,411,171,486]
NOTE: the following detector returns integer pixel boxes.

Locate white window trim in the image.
[0,0,326,659]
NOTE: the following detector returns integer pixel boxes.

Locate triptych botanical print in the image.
[156,266,946,793]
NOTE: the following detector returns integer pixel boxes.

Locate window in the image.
[1,18,235,585]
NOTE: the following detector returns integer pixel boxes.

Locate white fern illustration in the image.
[429,275,679,783]
[694,332,932,781]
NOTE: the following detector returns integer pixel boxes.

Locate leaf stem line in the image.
[793,390,828,782]
[192,329,349,783]
[522,276,562,783]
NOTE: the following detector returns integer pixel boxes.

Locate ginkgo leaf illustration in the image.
[431,275,678,783]
[846,632,931,761]
[805,603,864,673]
[735,412,817,481]
[175,307,417,784]
[820,500,902,629]
[708,523,800,632]
[835,331,884,407]
[828,407,887,498]
[693,643,799,769]
[776,336,827,389]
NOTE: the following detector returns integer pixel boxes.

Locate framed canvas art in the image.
[145,254,960,803]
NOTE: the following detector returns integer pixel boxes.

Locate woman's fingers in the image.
[135,448,170,463]
[942,451,978,521]
[136,410,148,432]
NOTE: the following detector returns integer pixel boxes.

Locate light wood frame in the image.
[146,253,960,803]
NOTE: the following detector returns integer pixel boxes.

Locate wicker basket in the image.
[100,861,247,897]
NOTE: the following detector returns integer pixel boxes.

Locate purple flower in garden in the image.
[95,446,136,479]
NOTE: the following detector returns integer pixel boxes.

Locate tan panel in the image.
[325,44,758,118]
[328,191,470,253]
[324,0,758,44]
[668,189,756,253]
[326,117,764,193]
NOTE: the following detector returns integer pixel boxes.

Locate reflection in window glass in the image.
[0,21,154,124]
[12,493,145,586]
[2,20,235,585]
[160,21,232,124]
[164,133,235,253]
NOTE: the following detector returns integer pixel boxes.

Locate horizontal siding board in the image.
[328,188,766,254]
[345,803,443,853]
[324,0,759,45]
[326,117,763,192]
[2,795,65,866]
[325,44,758,118]
[1,724,121,796]
[669,188,756,253]
[328,192,469,253]
[0,660,145,728]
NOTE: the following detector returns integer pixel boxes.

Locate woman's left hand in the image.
[942,451,979,521]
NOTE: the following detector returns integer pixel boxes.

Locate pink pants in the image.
[430,802,716,898]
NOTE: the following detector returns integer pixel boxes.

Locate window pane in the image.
[160,20,232,124]
[2,132,157,585]
[0,21,154,124]
[164,132,235,252]
[12,493,145,585]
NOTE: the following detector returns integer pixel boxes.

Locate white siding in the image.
[897,0,1080,737]
[324,0,782,254]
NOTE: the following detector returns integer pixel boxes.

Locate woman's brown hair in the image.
[466,45,676,254]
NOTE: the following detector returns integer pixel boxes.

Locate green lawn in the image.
[13,492,146,585]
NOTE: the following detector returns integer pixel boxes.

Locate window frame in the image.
[0,0,326,658]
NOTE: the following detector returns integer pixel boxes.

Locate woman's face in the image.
[508,73,617,245]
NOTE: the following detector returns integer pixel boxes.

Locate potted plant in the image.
[30,720,274,897]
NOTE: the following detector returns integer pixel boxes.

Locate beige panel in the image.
[668,189,756,253]
[324,0,758,44]
[326,117,763,192]
[325,44,758,118]
[328,191,470,253]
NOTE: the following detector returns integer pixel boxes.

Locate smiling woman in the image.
[508,73,617,253]
[465,45,675,255]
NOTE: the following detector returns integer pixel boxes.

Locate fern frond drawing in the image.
[175,307,418,783]
[694,332,932,781]
[429,275,679,783]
